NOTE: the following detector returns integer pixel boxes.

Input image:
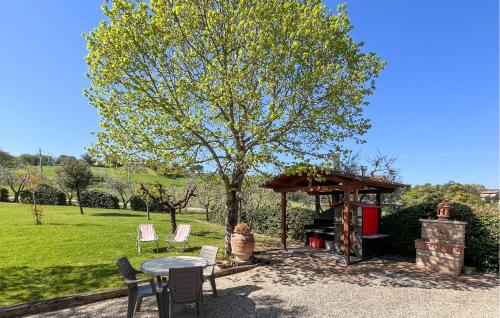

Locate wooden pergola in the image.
[262,171,409,264]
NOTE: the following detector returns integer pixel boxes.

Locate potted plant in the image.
[230,223,255,261]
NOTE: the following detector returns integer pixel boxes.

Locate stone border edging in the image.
[0,263,261,318]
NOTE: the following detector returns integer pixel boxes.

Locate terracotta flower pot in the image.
[230,233,255,261]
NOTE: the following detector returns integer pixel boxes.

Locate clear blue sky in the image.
[0,1,498,188]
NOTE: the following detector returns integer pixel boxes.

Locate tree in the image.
[25,172,43,225]
[55,155,77,165]
[0,165,32,202]
[18,154,39,166]
[197,174,223,221]
[85,0,384,255]
[140,183,196,233]
[0,148,15,166]
[55,158,93,214]
[54,173,76,205]
[189,164,204,176]
[399,182,485,207]
[81,153,95,165]
[105,177,132,209]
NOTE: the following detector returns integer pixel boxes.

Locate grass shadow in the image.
[92,212,144,218]
[45,223,103,227]
[0,264,120,306]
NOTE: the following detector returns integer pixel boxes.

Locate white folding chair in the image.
[137,224,159,254]
[166,224,191,252]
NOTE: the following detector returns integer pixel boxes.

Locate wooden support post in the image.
[353,189,359,202]
[281,192,287,250]
[342,185,351,265]
[376,192,382,233]
[315,193,320,214]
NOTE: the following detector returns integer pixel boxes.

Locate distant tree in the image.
[197,174,223,221]
[18,154,39,166]
[54,173,75,205]
[55,158,93,214]
[0,165,32,202]
[105,177,132,209]
[55,155,76,165]
[140,183,196,234]
[189,164,204,176]
[399,182,484,207]
[0,149,15,166]
[81,153,95,165]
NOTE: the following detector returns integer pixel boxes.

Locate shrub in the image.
[129,195,164,212]
[79,190,119,209]
[0,188,9,202]
[19,184,66,206]
[381,202,500,273]
[209,203,315,241]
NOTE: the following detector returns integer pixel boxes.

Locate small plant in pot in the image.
[230,223,255,261]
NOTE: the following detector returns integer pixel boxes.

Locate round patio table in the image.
[140,256,208,277]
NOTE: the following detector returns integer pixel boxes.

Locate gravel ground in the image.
[28,249,499,318]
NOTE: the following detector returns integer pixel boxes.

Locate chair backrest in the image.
[199,246,218,266]
[173,224,191,242]
[138,224,156,241]
[168,266,203,304]
[116,256,137,282]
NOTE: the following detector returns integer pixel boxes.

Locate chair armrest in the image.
[124,277,155,285]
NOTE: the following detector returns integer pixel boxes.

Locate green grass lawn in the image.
[0,202,262,307]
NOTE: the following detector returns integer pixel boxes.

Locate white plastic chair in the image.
[137,224,159,254]
[166,224,191,252]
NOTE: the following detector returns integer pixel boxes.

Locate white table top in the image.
[140,256,208,276]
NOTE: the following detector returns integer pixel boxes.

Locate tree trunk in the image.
[76,188,84,215]
[146,201,150,220]
[205,206,209,221]
[169,207,177,234]
[223,171,244,256]
[13,191,19,203]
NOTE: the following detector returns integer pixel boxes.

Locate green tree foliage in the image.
[105,177,132,209]
[85,0,384,254]
[0,165,33,202]
[55,158,93,214]
[197,173,224,221]
[0,148,15,166]
[399,182,485,206]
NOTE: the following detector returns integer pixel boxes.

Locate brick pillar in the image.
[414,203,467,276]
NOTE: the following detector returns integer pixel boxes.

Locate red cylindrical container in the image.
[317,237,325,248]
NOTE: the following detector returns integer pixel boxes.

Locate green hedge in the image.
[79,190,119,209]
[19,184,66,205]
[129,195,164,212]
[0,188,9,202]
[381,203,499,272]
[209,203,315,241]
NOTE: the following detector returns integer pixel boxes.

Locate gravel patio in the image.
[28,249,499,318]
